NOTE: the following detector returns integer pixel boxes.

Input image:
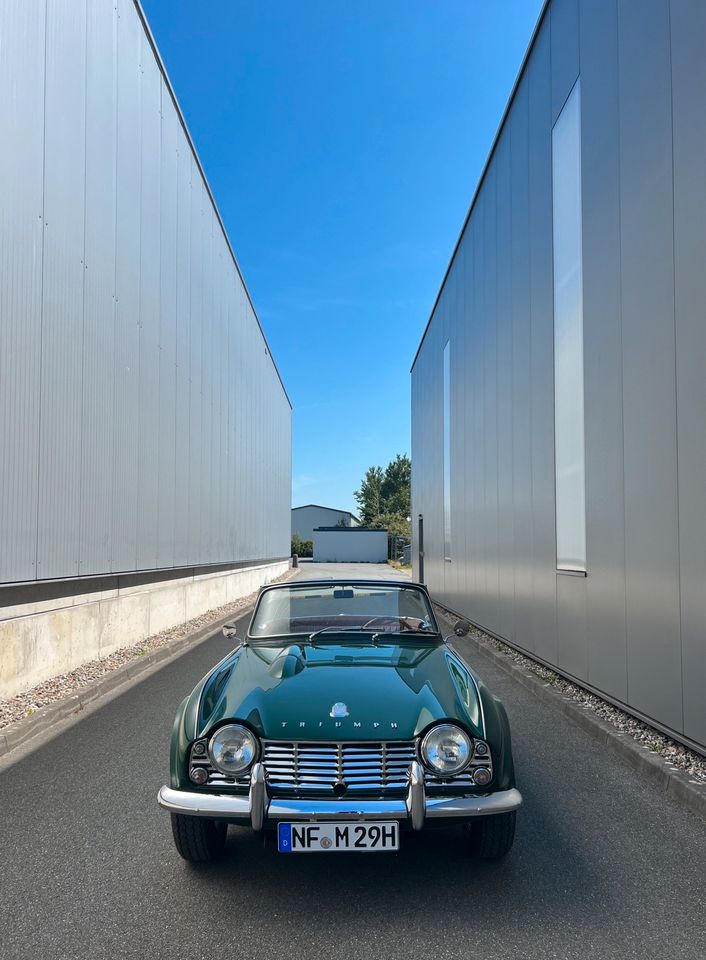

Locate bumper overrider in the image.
[158,761,523,831]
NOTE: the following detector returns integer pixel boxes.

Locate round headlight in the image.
[420,723,473,776]
[209,724,258,775]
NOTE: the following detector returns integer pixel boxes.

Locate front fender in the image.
[477,682,516,791]
[169,696,190,789]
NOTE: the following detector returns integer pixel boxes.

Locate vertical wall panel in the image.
[198,208,213,566]
[187,166,203,565]
[618,0,682,731]
[509,80,533,653]
[670,0,706,747]
[0,1,45,581]
[455,235,470,611]
[37,0,87,578]
[173,127,191,568]
[495,135,514,643]
[483,169,499,629]
[136,37,161,569]
[225,278,236,560]
[472,199,486,626]
[527,24,557,665]
[156,79,178,569]
[111,0,141,571]
[460,230,476,610]
[580,0,627,700]
[79,0,117,575]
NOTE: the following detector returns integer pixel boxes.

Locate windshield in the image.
[249,582,438,639]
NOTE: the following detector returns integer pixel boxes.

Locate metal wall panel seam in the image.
[666,0,685,737]
[32,0,50,582]
[77,0,90,575]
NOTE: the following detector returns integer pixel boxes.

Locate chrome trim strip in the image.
[157,785,523,822]
[406,761,426,830]
[250,763,266,831]
[158,785,251,818]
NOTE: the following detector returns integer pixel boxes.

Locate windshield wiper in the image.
[307,626,440,645]
[308,626,370,641]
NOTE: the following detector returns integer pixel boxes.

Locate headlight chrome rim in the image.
[208,723,259,776]
[420,723,474,777]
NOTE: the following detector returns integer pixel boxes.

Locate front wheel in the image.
[170,813,227,862]
[467,811,516,859]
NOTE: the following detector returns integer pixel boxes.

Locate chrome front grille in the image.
[188,738,492,793]
[262,740,417,794]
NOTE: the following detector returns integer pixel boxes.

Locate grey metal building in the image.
[0,0,291,696]
[0,0,291,582]
[292,504,359,543]
[411,0,706,752]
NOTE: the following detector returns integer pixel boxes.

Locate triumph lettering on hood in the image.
[280,720,400,729]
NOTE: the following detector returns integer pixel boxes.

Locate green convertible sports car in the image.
[158,579,522,861]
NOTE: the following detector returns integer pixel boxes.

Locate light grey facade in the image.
[312,528,388,564]
[292,505,359,543]
[411,0,706,753]
[0,0,291,585]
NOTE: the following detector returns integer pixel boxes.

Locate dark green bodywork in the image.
[169,635,516,795]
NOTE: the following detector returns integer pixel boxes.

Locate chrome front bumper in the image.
[157,761,523,831]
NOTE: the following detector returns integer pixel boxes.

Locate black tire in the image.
[170,813,227,863]
[467,811,516,860]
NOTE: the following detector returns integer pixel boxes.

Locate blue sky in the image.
[142,0,544,515]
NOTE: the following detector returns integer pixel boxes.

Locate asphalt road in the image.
[1,581,705,960]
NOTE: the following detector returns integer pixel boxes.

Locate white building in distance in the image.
[292,504,359,543]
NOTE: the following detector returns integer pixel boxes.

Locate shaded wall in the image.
[411,0,706,751]
[0,0,291,585]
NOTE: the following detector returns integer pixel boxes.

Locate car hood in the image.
[196,640,484,740]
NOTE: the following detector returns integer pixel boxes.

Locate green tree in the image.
[291,533,313,558]
[380,453,411,518]
[353,465,384,526]
[354,454,411,535]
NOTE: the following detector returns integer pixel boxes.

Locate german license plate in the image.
[277,821,399,853]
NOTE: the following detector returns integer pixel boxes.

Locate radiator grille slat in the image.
[262,740,416,793]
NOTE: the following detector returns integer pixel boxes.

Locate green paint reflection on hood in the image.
[197,640,483,740]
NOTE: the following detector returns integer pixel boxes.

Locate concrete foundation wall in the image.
[0,559,289,699]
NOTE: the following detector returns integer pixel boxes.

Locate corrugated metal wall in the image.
[0,0,291,584]
[411,0,706,752]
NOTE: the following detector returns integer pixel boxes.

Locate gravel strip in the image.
[434,605,706,783]
[0,567,296,731]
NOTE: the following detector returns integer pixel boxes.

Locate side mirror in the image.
[453,619,471,637]
[222,621,240,640]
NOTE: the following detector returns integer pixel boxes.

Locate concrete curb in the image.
[0,606,253,763]
[442,614,706,823]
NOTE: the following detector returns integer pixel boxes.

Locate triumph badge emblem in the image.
[329,702,349,718]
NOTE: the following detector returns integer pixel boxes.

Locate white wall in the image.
[313,530,388,563]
